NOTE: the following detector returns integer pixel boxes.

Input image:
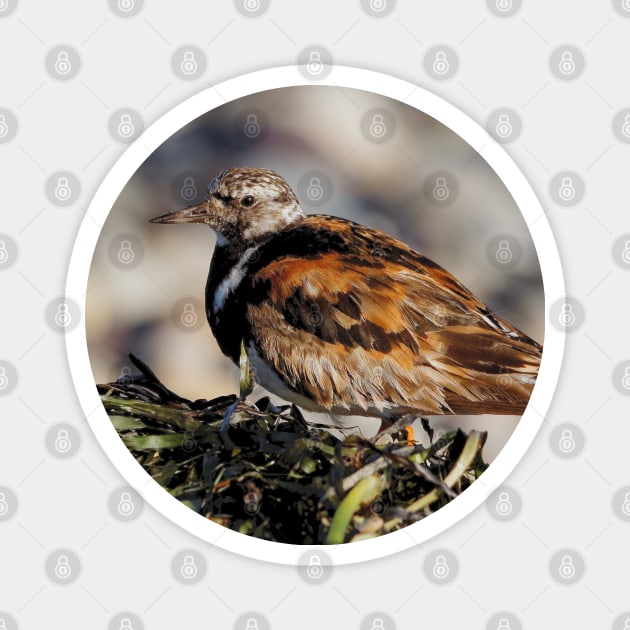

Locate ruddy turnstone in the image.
[150,167,542,430]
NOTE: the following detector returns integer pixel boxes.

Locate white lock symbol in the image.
[495,240,513,264]
[0,240,8,264]
[559,51,576,75]
[55,176,72,201]
[622,366,630,390]
[118,619,133,630]
[118,0,134,11]
[55,428,72,453]
[624,620,630,630]
[621,492,630,516]
[558,428,575,453]
[0,0,8,10]
[307,51,323,75]
[370,0,386,11]
[0,619,7,630]
[623,0,630,10]
[181,51,197,75]
[244,0,261,10]
[244,114,260,137]
[432,554,450,579]
[0,114,8,138]
[181,303,197,327]
[307,177,323,200]
[433,176,449,201]
[558,554,576,579]
[622,114,630,138]
[118,492,134,516]
[371,618,385,630]
[54,303,72,328]
[496,0,512,11]
[495,492,513,516]
[369,114,386,138]
[622,240,630,264]
[117,240,134,264]
[55,554,72,579]
[245,619,259,630]
[181,555,198,579]
[118,114,135,138]
[306,554,323,579]
[0,366,8,390]
[432,51,449,75]
[181,177,197,200]
[559,303,575,327]
[495,114,513,138]
[0,492,8,516]
[55,51,72,75]
[496,618,512,630]
[120,366,132,382]
[558,176,575,201]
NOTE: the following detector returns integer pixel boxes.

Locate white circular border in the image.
[66,66,564,565]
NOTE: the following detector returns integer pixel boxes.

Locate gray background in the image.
[1,1,629,629]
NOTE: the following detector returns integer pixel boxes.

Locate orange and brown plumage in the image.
[150,167,541,428]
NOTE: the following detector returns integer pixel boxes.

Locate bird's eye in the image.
[241,195,255,208]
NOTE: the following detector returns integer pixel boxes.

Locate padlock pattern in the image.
[306,50,323,75]
[181,51,198,75]
[243,114,261,138]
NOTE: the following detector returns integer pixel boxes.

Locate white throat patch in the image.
[212,245,259,315]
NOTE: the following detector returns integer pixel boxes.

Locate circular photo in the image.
[71,68,560,561]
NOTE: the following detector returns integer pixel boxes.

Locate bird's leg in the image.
[220,341,254,436]
[375,414,417,443]
[420,417,434,443]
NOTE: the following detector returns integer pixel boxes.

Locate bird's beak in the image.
[149,201,210,225]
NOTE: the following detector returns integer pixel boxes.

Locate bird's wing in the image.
[243,216,541,417]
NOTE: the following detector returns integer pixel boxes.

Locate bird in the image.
[149,167,542,433]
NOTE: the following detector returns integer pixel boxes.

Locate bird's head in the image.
[149,167,304,245]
